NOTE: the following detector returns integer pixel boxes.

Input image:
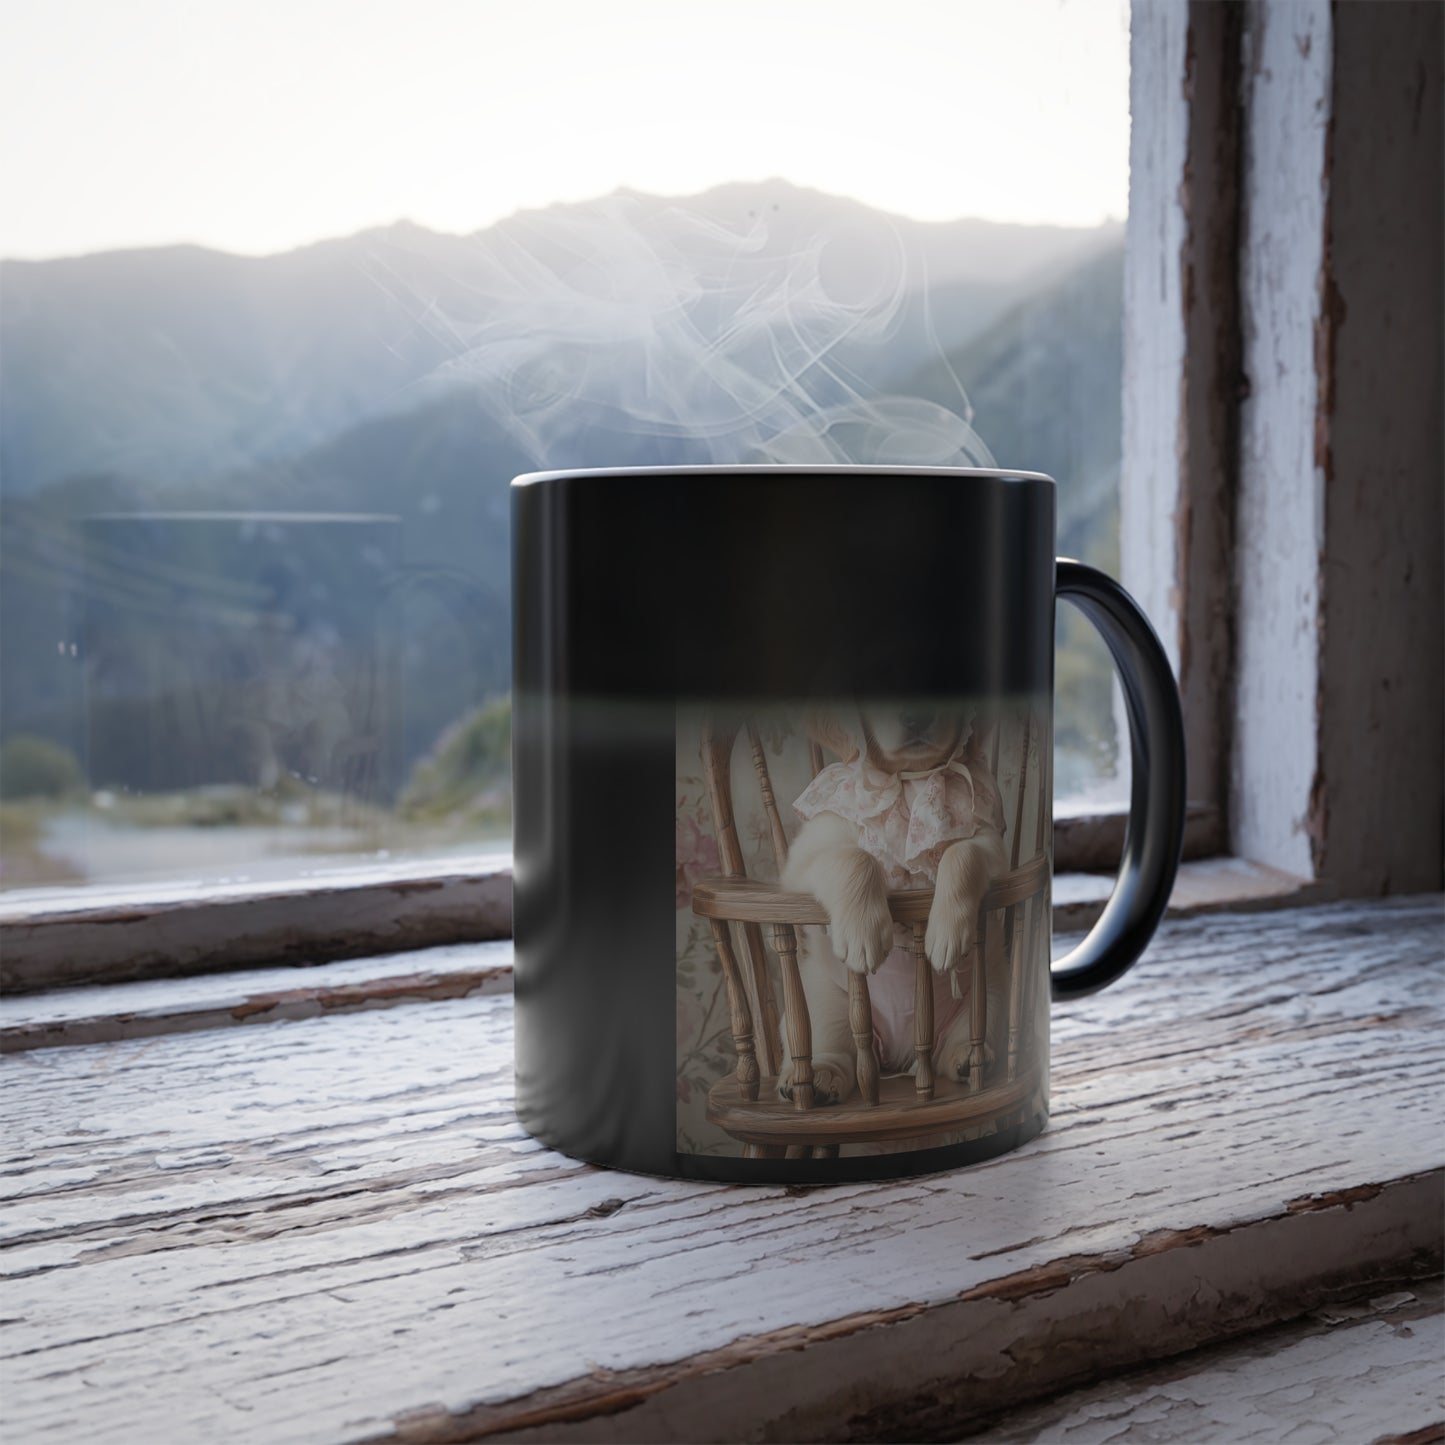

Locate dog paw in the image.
[778,1056,854,1105]
[829,897,895,975]
[924,894,978,973]
[936,1036,994,1084]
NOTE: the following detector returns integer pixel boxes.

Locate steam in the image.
[392,191,995,471]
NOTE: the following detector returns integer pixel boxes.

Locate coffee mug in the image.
[512,465,1186,1182]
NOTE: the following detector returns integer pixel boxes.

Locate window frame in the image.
[1126,0,1441,900]
[0,5,1256,987]
[1121,0,1242,865]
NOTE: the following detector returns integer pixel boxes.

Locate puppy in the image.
[777,701,1010,1104]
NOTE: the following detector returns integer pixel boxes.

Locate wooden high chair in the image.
[691,711,1049,1159]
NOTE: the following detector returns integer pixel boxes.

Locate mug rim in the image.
[511,464,1056,488]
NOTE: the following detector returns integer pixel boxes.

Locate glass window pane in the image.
[0,0,1130,890]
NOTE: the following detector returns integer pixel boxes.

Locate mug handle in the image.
[1051,559,1188,999]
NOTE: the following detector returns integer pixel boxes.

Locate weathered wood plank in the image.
[965,1280,1444,1443]
[0,942,514,1052]
[1121,3,1243,855]
[1052,853,1316,930]
[0,855,514,994]
[0,898,1439,1444]
[2,858,1315,1052]
[1053,801,1221,872]
[0,853,1303,1001]
[1233,0,1334,879]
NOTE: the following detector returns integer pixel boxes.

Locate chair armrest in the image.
[692,851,1051,927]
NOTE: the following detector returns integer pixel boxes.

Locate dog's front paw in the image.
[829,895,894,975]
[924,892,978,974]
[778,1055,855,1105]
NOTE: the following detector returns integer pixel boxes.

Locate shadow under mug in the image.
[511,466,1186,1182]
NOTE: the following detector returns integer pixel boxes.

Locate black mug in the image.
[512,465,1186,1182]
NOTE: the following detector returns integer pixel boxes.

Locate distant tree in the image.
[0,735,84,801]
[400,695,511,822]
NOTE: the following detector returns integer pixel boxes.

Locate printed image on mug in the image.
[675,697,1052,1160]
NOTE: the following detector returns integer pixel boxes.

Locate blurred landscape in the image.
[0,179,1124,889]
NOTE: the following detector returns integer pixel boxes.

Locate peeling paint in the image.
[2,900,1440,1443]
[0,866,514,993]
[1286,1181,1386,1214]
[1131,1,1243,842]
[1233,0,1332,879]
[367,1172,1444,1443]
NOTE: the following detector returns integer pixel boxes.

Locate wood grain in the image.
[0,897,1439,1444]
[708,919,759,1101]
[0,942,515,1053]
[847,972,879,1107]
[706,1071,1038,1145]
[691,852,1049,925]
[0,859,1316,1054]
[967,1280,1443,1443]
[698,714,783,1077]
[0,858,514,994]
[745,720,791,872]
[770,922,813,1111]
[912,921,934,1100]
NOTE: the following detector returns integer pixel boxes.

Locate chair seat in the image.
[691,851,1049,926]
[706,1069,1042,1147]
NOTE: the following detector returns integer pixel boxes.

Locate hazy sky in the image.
[1,0,1130,261]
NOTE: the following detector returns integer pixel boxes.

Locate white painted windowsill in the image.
[1,895,1440,1442]
[0,843,1290,996]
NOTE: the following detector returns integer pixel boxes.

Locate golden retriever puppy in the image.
[778,702,1010,1103]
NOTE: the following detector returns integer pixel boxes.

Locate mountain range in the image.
[0,180,1124,788]
[1,180,1119,495]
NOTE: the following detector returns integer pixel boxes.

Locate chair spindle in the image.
[1006,898,1026,1083]
[1002,712,1032,964]
[848,972,880,1106]
[1010,713,1032,872]
[771,922,814,1110]
[912,922,935,1099]
[699,715,783,1076]
[969,910,989,1093]
[1012,713,1050,1083]
[709,919,759,1100]
[747,721,791,871]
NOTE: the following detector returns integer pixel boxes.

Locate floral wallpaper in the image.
[674,710,818,1154]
